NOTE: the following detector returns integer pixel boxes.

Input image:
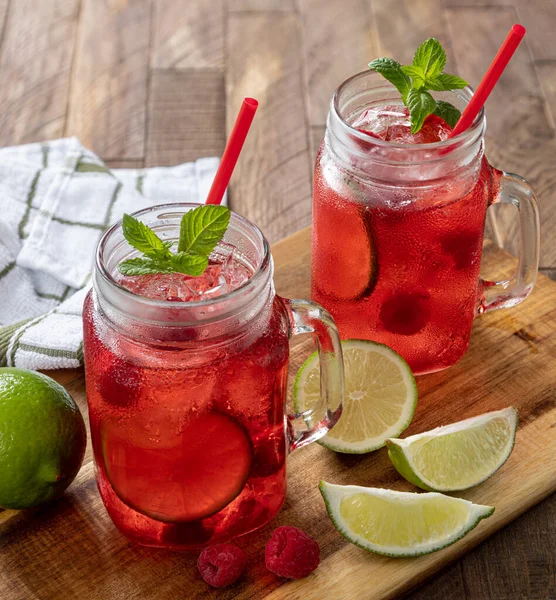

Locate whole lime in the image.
[0,368,86,509]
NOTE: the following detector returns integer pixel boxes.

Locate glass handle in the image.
[279,297,344,452]
[478,171,540,314]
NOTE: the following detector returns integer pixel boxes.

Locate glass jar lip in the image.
[96,202,272,310]
[332,70,486,150]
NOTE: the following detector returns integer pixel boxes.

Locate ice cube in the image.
[352,106,410,138]
[223,256,251,290]
[182,265,227,298]
[353,108,452,144]
[116,242,252,302]
[211,243,251,292]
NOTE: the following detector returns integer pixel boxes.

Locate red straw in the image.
[450,24,526,137]
[205,98,259,205]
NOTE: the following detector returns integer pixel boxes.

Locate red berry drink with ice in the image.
[312,105,496,374]
[83,250,290,549]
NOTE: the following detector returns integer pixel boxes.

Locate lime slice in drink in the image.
[293,340,417,453]
[386,407,518,492]
[319,481,494,557]
[313,202,377,300]
[102,411,253,523]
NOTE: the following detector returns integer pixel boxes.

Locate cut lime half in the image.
[386,407,518,492]
[319,481,494,557]
[294,340,417,453]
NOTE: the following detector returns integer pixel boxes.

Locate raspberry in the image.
[96,359,142,408]
[380,290,431,336]
[265,526,320,579]
[197,544,247,588]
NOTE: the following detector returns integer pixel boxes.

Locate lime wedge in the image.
[294,340,417,453]
[386,407,518,492]
[319,481,494,557]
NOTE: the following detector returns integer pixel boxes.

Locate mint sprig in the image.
[118,205,230,277]
[369,38,468,134]
[178,205,231,255]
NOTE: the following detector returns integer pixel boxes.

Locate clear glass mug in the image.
[83,204,344,550]
[312,71,540,375]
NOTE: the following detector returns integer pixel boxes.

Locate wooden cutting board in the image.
[1,227,555,600]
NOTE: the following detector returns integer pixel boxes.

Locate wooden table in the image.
[0,1,554,598]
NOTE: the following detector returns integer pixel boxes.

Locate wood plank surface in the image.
[227,11,313,243]
[151,0,225,69]
[104,159,145,169]
[0,0,80,144]
[459,494,556,600]
[146,69,226,166]
[0,1,8,35]
[65,0,151,159]
[537,61,556,129]
[372,0,455,65]
[298,0,377,126]
[514,0,556,61]
[228,0,295,11]
[406,563,467,600]
[1,228,555,600]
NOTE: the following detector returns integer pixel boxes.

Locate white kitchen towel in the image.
[0,137,221,370]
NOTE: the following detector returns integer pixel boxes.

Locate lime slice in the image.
[294,340,417,453]
[319,481,494,557]
[102,411,253,523]
[386,407,518,492]
[313,201,377,300]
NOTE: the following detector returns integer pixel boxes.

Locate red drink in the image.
[84,205,344,549]
[84,265,289,548]
[313,149,493,373]
[312,76,503,375]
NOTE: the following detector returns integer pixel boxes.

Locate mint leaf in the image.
[171,252,209,276]
[427,73,468,91]
[119,257,174,276]
[119,205,231,278]
[401,65,426,89]
[122,214,172,261]
[407,88,437,134]
[369,37,466,134]
[368,58,411,101]
[413,38,446,80]
[433,100,461,128]
[178,205,231,255]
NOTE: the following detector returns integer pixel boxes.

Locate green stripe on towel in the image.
[49,215,105,230]
[76,342,84,364]
[0,261,16,281]
[7,312,51,367]
[76,161,113,175]
[136,172,145,195]
[0,319,31,367]
[18,169,41,239]
[17,343,80,360]
[104,182,122,228]
[41,144,49,168]
[36,290,65,302]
